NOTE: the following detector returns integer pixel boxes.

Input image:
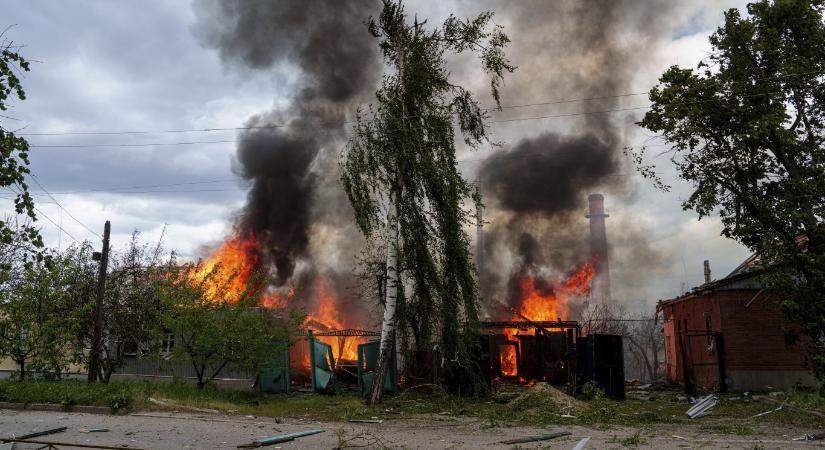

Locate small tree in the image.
[341,0,513,404]
[72,231,167,382]
[0,243,95,380]
[157,265,293,389]
[634,0,825,379]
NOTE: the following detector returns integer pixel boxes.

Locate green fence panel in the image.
[357,339,397,397]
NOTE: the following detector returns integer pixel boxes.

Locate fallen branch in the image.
[10,426,67,440]
[1,438,146,449]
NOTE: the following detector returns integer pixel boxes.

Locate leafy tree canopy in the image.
[635,0,825,377]
[157,264,299,389]
[0,243,95,380]
[0,29,42,269]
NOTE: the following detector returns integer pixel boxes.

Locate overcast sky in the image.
[2,1,752,307]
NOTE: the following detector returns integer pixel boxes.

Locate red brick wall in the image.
[661,294,722,389]
[716,290,808,371]
[662,288,809,390]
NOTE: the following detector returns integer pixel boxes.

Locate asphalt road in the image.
[0,409,821,449]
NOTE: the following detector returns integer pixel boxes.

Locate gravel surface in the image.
[0,408,822,449]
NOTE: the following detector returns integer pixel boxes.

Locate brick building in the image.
[657,255,820,392]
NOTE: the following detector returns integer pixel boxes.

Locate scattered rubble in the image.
[572,436,591,450]
[686,394,717,419]
[237,428,324,448]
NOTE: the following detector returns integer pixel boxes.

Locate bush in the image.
[109,392,130,411]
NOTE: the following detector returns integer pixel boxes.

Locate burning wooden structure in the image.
[479,320,580,386]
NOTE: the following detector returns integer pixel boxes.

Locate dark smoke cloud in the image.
[192,0,381,285]
[471,0,680,310]
[480,132,621,217]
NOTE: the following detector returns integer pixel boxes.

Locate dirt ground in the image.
[0,409,823,449]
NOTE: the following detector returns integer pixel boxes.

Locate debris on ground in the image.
[237,428,324,448]
[15,427,67,440]
[80,427,110,433]
[2,426,68,445]
[792,431,825,441]
[506,382,585,418]
[2,438,147,450]
[571,436,591,450]
[754,395,825,419]
[686,394,717,419]
[752,393,789,418]
[499,431,571,444]
[809,432,825,441]
[348,419,383,424]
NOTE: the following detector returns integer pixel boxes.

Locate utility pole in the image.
[88,220,110,382]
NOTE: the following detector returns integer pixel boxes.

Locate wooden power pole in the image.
[88,220,110,382]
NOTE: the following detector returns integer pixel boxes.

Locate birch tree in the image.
[341,0,513,404]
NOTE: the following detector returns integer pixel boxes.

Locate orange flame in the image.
[512,259,595,323]
[305,280,361,364]
[499,341,518,377]
[498,259,596,378]
[187,232,261,304]
[185,232,293,309]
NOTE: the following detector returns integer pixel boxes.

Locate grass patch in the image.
[1,379,820,431]
[702,423,754,436]
[788,388,825,413]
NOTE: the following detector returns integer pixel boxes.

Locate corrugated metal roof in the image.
[658,253,764,307]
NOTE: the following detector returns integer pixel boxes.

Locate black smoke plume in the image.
[192,0,381,285]
[473,0,679,308]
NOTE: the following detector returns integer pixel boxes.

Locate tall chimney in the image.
[586,193,611,302]
[703,260,711,284]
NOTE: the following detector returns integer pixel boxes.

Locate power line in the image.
[0,188,246,197]
[17,69,824,138]
[24,89,795,150]
[2,186,81,244]
[29,139,236,149]
[24,177,242,196]
[489,106,651,124]
[29,174,102,239]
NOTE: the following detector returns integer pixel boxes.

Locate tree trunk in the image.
[103,367,114,383]
[367,197,400,406]
[18,357,24,381]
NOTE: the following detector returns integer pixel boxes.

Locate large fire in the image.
[304,280,361,364]
[499,259,596,378]
[186,232,361,368]
[187,232,261,303]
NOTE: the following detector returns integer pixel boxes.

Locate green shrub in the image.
[109,392,130,411]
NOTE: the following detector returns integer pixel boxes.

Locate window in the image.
[122,341,139,357]
[161,333,175,354]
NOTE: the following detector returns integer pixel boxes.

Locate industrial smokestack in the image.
[703,260,711,284]
[586,193,610,301]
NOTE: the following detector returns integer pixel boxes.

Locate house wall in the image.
[662,288,820,391]
[661,293,722,390]
[716,290,818,390]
